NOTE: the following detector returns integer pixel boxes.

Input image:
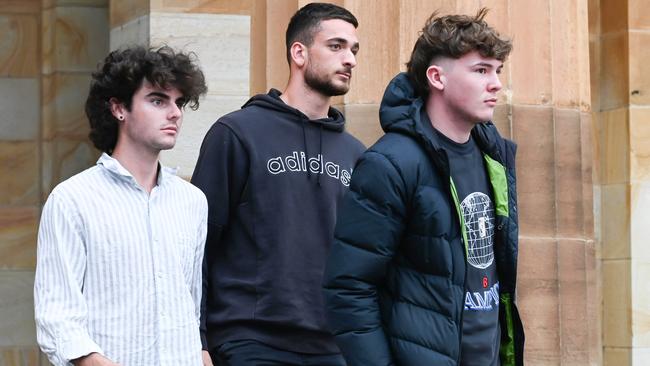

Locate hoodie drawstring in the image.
[317,124,323,187]
[301,118,311,181]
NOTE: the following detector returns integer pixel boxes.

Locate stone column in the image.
[109,0,252,179]
[0,0,108,364]
[628,0,650,362]
[0,4,41,363]
[595,0,650,364]
[509,1,598,364]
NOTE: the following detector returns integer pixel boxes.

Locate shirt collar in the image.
[97,153,178,187]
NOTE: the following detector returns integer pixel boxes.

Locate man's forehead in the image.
[139,79,182,96]
[461,52,503,67]
[314,19,358,42]
[434,52,503,68]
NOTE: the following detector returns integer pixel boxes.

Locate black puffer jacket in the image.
[323,73,524,366]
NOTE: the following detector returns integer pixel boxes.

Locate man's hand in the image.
[202,350,214,366]
[72,353,120,366]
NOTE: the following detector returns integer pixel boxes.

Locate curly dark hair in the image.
[406,8,512,97]
[85,45,208,154]
[285,2,358,64]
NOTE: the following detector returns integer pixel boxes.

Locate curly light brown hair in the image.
[406,8,512,97]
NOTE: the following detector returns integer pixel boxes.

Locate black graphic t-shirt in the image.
[436,129,500,366]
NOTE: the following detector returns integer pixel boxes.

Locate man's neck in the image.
[111,143,160,194]
[281,81,331,120]
[426,97,474,144]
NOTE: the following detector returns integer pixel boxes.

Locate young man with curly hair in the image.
[34,46,208,366]
[324,9,525,366]
[191,3,364,366]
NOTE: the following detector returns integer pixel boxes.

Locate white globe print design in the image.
[461,192,495,269]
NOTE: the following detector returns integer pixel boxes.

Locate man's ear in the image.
[426,64,445,91]
[289,42,308,68]
[109,97,126,121]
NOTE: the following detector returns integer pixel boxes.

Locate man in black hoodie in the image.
[323,8,525,366]
[191,3,364,366]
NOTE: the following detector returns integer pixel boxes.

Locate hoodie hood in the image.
[379,72,508,163]
[242,88,346,132]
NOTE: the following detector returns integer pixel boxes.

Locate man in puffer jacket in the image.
[323,8,524,366]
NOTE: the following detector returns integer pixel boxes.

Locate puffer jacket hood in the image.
[379,71,423,135]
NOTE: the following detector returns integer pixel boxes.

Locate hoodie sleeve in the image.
[190,121,249,350]
[323,150,407,366]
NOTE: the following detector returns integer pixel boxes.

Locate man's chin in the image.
[328,82,350,96]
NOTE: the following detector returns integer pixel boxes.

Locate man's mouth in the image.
[337,71,352,79]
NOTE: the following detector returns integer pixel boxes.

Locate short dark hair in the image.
[406,8,512,97]
[85,45,208,154]
[285,2,358,64]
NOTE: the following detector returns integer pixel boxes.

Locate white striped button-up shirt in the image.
[34,153,207,366]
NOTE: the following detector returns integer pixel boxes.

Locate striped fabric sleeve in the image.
[192,196,208,326]
[34,191,104,365]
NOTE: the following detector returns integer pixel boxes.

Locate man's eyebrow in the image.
[145,91,171,99]
[327,37,360,50]
[473,62,503,68]
[328,37,357,45]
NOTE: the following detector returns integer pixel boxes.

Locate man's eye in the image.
[152,99,163,106]
[329,44,341,51]
[477,68,487,74]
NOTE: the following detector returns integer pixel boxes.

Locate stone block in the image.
[601,183,630,260]
[0,271,36,347]
[0,207,38,270]
[632,261,650,347]
[341,103,381,148]
[0,142,38,205]
[629,32,650,106]
[149,12,250,96]
[555,108,584,237]
[518,237,560,365]
[109,0,149,28]
[109,14,150,50]
[42,139,99,200]
[602,259,632,348]
[558,239,590,365]
[630,0,650,30]
[630,108,650,182]
[597,108,629,185]
[0,347,40,366]
[345,0,400,104]
[42,73,92,140]
[631,183,650,262]
[0,14,39,77]
[150,0,252,15]
[600,33,629,110]
[0,78,39,140]
[510,0,552,105]
[45,6,109,73]
[512,105,556,236]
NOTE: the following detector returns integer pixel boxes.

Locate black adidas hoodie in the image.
[191,89,365,354]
